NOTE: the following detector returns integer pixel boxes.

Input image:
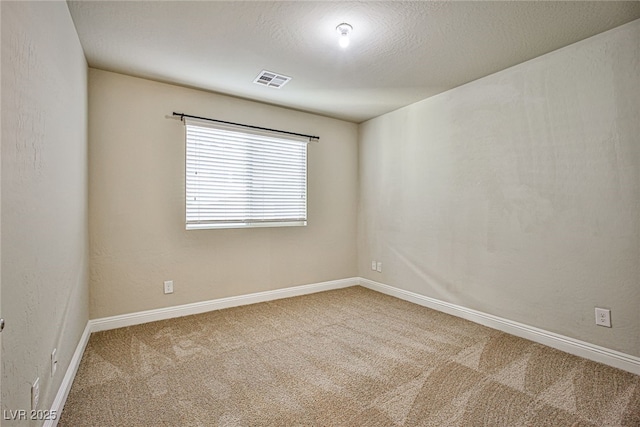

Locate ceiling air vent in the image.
[253,70,291,89]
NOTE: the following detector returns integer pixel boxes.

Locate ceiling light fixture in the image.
[336,23,353,49]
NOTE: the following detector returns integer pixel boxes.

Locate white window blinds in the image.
[185,118,309,229]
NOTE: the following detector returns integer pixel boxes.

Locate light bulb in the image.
[336,23,353,49]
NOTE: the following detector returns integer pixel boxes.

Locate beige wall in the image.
[358,20,640,357]
[1,1,89,422]
[89,69,358,318]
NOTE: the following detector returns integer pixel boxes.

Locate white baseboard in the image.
[48,275,639,424]
[48,277,358,423]
[44,323,92,427]
[89,277,359,332]
[358,277,640,375]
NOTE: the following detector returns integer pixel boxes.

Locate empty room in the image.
[1,1,639,426]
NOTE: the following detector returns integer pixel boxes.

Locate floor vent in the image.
[253,70,291,89]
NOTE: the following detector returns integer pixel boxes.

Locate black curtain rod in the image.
[173,112,320,141]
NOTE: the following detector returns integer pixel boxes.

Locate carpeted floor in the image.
[59,286,639,426]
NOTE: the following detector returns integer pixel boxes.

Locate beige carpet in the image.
[60,287,639,426]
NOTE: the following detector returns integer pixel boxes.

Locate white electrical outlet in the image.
[164,280,174,294]
[595,307,611,327]
[31,377,40,411]
[51,348,58,377]
[376,262,382,273]
[371,261,376,271]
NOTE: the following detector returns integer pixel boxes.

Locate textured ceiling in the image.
[67,1,640,123]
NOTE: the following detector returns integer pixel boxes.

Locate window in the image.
[184,117,310,229]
